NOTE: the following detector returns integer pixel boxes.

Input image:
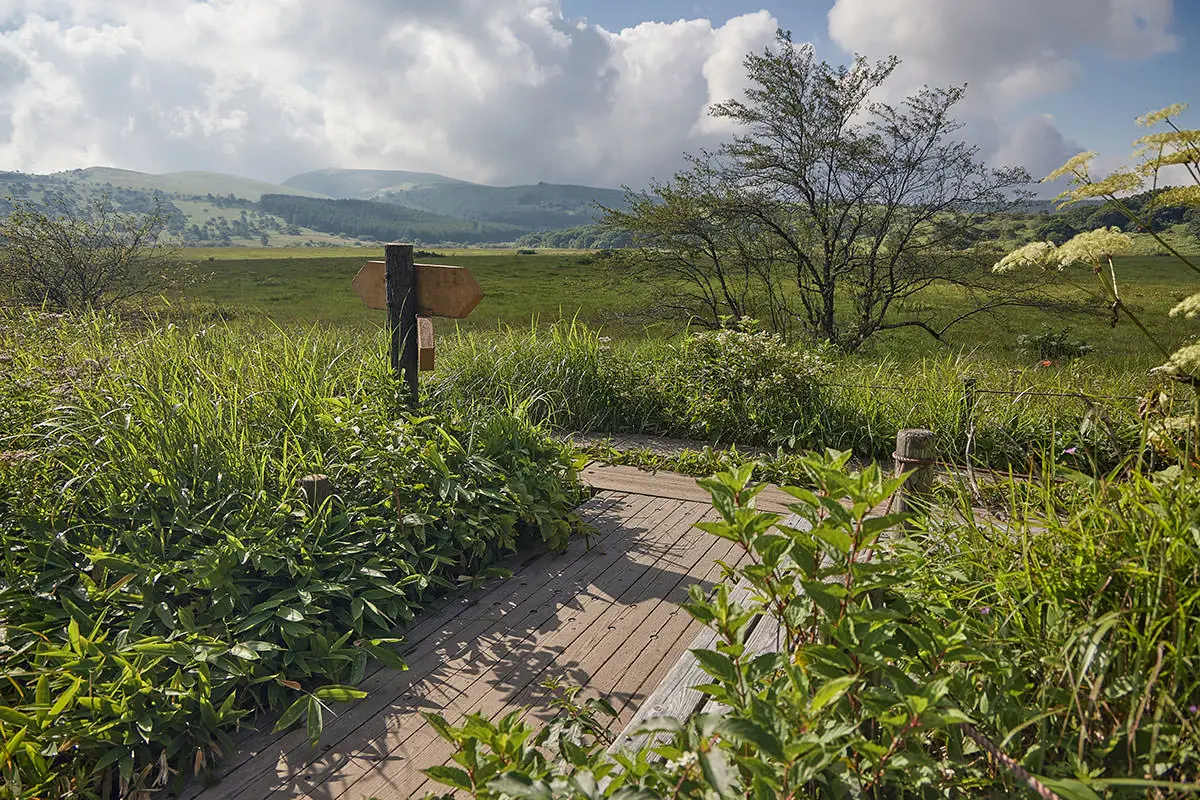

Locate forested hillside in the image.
[259,194,524,244]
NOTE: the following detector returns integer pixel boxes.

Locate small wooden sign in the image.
[352,261,484,319]
[417,316,434,371]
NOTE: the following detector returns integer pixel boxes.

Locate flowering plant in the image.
[995,104,1199,380]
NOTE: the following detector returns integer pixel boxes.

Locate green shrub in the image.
[652,318,831,443]
[1017,326,1096,361]
[0,312,582,798]
[423,458,1200,798]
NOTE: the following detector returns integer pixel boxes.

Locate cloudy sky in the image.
[0,0,1195,190]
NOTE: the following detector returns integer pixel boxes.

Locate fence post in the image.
[299,474,331,511]
[895,428,935,520]
[386,243,419,406]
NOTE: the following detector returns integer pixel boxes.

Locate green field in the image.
[182,248,664,333]
[178,247,1199,366]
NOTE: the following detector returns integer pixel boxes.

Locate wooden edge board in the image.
[607,513,808,756]
[581,463,798,514]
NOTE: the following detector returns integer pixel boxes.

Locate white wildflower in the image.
[665,751,699,772]
[1155,185,1200,208]
[1137,103,1188,128]
[1055,227,1134,268]
[1169,292,1200,319]
[992,241,1057,273]
[1054,170,1142,205]
[1163,343,1200,378]
[1043,151,1097,183]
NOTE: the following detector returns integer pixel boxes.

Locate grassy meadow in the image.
[180,247,663,332]
[177,246,1198,362]
[2,243,1199,797]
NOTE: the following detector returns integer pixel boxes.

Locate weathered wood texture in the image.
[416,316,434,372]
[609,515,805,757]
[384,243,418,404]
[188,471,741,799]
[354,261,484,319]
[895,427,935,518]
[581,462,797,514]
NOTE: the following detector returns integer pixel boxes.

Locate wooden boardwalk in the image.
[188,466,751,800]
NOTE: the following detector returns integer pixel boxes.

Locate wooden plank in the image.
[298,498,706,800]
[347,501,728,800]
[406,521,748,797]
[404,508,741,798]
[187,491,652,799]
[232,495,692,800]
[582,463,797,514]
[354,261,484,319]
[609,514,809,756]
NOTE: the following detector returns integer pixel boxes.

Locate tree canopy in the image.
[604,32,1047,351]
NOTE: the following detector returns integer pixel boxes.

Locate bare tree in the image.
[603,33,1072,351]
[0,195,189,312]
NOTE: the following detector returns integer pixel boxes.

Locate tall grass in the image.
[924,466,1200,792]
[430,321,1181,469]
[0,311,582,798]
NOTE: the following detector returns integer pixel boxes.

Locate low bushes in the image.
[424,457,1200,798]
[428,318,831,446]
[430,320,1171,469]
[0,312,582,798]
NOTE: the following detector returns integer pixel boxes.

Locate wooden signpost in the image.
[352,243,484,405]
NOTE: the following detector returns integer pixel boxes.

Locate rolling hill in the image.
[59,167,326,201]
[0,166,629,246]
[284,168,628,230]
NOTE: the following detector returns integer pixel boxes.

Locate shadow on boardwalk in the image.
[191,487,731,800]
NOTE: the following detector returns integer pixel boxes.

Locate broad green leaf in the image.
[313,686,368,702]
[48,679,81,719]
[489,772,554,799]
[424,765,473,791]
[716,718,783,760]
[276,607,305,623]
[692,649,739,685]
[1038,777,1102,800]
[306,696,323,745]
[229,644,260,661]
[0,710,37,734]
[698,748,737,798]
[809,675,856,715]
[272,695,309,733]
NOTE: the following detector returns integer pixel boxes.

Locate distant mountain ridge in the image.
[0,165,631,245]
[283,167,628,230]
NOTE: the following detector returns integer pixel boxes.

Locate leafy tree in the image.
[0,195,191,311]
[604,33,1044,351]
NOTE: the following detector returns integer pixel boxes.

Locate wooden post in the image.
[386,243,419,406]
[895,428,935,519]
[299,474,331,511]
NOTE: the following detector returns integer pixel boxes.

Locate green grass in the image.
[174,248,1200,359]
[0,311,582,798]
[181,250,662,333]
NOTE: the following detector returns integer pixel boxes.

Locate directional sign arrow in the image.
[352,260,484,319]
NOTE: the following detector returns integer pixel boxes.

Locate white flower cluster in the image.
[1137,103,1189,128]
[1055,227,1135,267]
[993,228,1134,274]
[1169,292,1200,319]
[665,751,699,773]
[992,241,1057,273]
[1165,343,1200,377]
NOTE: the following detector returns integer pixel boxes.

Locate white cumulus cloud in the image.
[0,0,779,186]
[826,0,1179,183]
